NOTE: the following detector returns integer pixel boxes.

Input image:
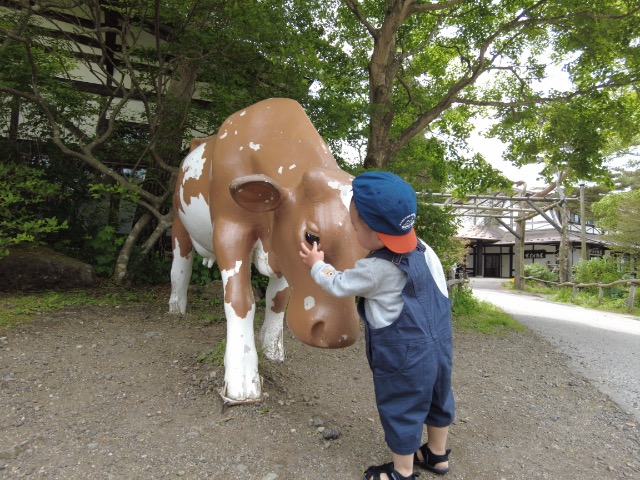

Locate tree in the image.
[0,0,353,283]
[490,88,640,187]
[333,0,640,189]
[591,181,640,256]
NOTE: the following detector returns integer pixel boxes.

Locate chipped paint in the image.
[223,303,261,400]
[328,180,353,210]
[252,239,274,277]
[278,166,283,174]
[289,164,297,170]
[177,190,213,247]
[219,130,228,139]
[181,143,207,181]
[303,296,315,311]
[249,142,261,151]
[221,260,243,289]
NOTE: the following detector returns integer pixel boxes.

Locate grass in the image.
[197,339,227,366]
[0,284,526,337]
[0,287,162,332]
[505,280,638,316]
[453,299,525,334]
[551,286,637,315]
[451,285,525,334]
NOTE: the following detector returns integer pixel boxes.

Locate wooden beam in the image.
[496,218,520,239]
[419,192,579,203]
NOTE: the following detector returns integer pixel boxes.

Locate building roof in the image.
[458,225,609,246]
[455,224,505,241]
[494,228,608,246]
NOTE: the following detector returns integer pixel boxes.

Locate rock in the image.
[321,428,340,440]
[0,245,98,291]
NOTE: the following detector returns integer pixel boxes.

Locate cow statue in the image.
[169,98,366,403]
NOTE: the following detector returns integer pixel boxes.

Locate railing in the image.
[521,277,640,315]
[446,278,468,298]
[446,278,467,287]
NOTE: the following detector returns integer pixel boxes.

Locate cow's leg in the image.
[169,218,194,315]
[259,275,289,362]
[220,260,261,401]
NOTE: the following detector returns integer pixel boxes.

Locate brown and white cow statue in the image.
[169,98,366,403]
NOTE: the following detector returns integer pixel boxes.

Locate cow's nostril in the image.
[310,320,328,347]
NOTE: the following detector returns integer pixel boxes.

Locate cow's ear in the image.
[229,174,286,212]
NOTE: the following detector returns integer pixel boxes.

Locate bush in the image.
[573,258,623,284]
[80,226,125,277]
[450,284,476,315]
[0,162,68,257]
[523,263,558,282]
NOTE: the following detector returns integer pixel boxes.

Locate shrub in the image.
[0,162,68,257]
[523,263,558,282]
[450,285,476,315]
[81,226,124,277]
[573,258,623,284]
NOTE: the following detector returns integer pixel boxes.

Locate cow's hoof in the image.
[219,378,263,407]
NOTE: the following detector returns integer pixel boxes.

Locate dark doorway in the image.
[484,254,501,277]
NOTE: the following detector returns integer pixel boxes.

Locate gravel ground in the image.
[1,288,639,479]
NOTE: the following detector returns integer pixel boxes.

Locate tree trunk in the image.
[112,213,152,285]
[111,57,199,285]
[361,1,412,169]
[153,57,200,165]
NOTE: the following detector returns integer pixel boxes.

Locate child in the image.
[299,171,455,480]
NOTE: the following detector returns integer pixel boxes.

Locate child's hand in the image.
[299,242,324,267]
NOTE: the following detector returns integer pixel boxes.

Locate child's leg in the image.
[427,425,449,452]
[392,452,414,477]
[425,425,449,468]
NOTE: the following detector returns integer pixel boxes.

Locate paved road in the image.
[469,277,640,422]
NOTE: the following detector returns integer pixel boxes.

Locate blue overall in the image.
[358,241,455,455]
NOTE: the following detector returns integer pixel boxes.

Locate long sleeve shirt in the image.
[310,256,406,329]
[309,243,449,330]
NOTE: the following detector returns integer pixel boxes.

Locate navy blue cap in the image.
[352,171,418,253]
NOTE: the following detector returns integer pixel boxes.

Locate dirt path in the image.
[1,293,639,479]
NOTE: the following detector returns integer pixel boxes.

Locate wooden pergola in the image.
[418,190,584,289]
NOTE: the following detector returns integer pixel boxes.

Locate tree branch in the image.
[342,0,379,38]
[410,0,465,14]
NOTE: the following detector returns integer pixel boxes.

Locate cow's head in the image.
[230,168,367,348]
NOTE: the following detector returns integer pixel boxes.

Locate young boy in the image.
[299,171,455,480]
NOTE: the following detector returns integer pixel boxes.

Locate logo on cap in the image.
[400,213,416,231]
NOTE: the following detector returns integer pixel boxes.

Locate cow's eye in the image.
[305,232,320,246]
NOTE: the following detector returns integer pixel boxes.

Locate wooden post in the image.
[629,284,636,314]
[557,182,571,283]
[598,286,604,305]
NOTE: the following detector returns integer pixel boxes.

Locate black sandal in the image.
[413,443,451,475]
[363,461,420,480]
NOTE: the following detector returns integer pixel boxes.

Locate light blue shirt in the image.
[310,243,448,329]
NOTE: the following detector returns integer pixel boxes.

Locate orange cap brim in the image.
[376,228,418,254]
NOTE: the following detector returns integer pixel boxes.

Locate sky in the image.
[467,126,547,188]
